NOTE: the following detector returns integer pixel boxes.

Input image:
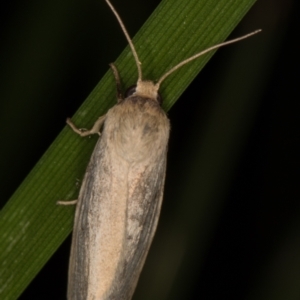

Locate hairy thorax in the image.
[104,96,170,163]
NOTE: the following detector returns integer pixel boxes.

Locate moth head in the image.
[124,81,162,104]
[105,0,261,104]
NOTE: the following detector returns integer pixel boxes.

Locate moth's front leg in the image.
[66,115,106,137]
[57,114,106,205]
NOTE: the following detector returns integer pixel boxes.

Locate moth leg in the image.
[57,200,78,205]
[66,115,106,137]
[109,63,124,103]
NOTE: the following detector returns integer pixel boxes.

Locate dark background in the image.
[1,0,299,299]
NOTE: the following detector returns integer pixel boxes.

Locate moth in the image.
[58,0,260,299]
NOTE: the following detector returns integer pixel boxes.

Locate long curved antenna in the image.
[156,29,262,87]
[105,0,143,81]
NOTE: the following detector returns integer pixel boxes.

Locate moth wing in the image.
[67,140,167,300]
[111,150,168,298]
[67,99,169,299]
[67,137,112,300]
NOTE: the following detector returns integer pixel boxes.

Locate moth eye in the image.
[125,85,137,97]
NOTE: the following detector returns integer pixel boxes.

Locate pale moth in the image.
[58,0,261,299]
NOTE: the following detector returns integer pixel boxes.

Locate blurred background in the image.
[0,0,299,299]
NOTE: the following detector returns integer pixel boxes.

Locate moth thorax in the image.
[134,80,160,101]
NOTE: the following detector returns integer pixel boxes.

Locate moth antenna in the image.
[105,0,143,81]
[156,29,262,87]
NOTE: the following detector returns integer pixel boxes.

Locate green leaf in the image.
[0,0,257,298]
